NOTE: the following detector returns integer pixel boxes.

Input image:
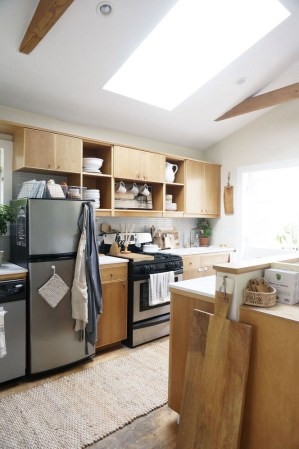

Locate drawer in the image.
[200,252,230,267]
[100,264,127,282]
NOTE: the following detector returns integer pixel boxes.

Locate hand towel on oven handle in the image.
[0,307,7,358]
[149,271,175,306]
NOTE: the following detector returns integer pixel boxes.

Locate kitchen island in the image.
[168,252,299,449]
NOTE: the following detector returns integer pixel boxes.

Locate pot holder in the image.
[38,273,69,308]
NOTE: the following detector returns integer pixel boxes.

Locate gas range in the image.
[131,252,183,275]
[100,231,183,274]
[101,233,183,348]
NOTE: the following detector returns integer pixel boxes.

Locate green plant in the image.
[197,218,212,238]
[0,204,15,236]
[276,224,298,249]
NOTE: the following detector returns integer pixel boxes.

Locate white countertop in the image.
[161,246,235,256]
[98,255,129,265]
[169,275,216,298]
[0,263,28,276]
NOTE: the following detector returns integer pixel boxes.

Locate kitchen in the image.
[1,0,299,448]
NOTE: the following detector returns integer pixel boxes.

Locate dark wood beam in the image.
[19,0,75,54]
[215,82,299,121]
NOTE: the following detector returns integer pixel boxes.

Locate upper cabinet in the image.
[114,146,165,183]
[13,128,82,173]
[11,126,221,218]
[185,160,220,217]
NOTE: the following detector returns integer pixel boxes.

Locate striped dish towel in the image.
[0,307,7,358]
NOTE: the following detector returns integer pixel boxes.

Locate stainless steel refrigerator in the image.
[10,198,95,375]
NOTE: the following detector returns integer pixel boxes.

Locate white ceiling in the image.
[1,0,299,151]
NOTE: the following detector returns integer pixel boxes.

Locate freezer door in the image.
[28,258,94,374]
[28,199,83,256]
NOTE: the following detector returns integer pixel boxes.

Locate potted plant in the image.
[0,204,15,265]
[197,218,212,247]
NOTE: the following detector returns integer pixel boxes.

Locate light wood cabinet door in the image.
[14,128,55,170]
[142,151,165,182]
[96,263,128,349]
[185,160,205,215]
[185,160,220,216]
[114,145,165,182]
[204,163,220,215]
[114,146,141,180]
[55,134,82,172]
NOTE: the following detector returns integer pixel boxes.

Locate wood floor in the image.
[0,337,179,449]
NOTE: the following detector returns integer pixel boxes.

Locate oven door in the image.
[133,271,183,322]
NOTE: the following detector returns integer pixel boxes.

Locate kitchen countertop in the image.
[161,246,235,256]
[98,255,129,265]
[0,263,28,280]
[169,275,216,300]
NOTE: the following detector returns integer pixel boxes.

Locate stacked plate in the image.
[83,157,103,173]
[83,189,100,208]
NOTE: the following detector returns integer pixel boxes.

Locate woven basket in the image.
[243,286,277,308]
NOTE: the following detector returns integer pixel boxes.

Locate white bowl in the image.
[83,158,103,169]
[143,244,160,253]
[166,202,177,211]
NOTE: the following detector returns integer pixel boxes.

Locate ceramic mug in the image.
[129,182,139,195]
[115,181,126,193]
[139,183,150,196]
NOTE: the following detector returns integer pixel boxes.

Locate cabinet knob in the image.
[48,164,51,168]
[198,267,208,272]
[57,165,60,169]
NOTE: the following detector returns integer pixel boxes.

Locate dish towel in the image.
[71,224,88,333]
[38,273,69,308]
[149,271,175,306]
[0,307,7,358]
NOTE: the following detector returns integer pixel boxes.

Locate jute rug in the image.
[0,339,169,449]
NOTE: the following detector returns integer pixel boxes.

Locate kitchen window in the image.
[239,160,299,259]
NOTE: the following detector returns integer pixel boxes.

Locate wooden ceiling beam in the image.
[215,82,299,121]
[19,0,75,55]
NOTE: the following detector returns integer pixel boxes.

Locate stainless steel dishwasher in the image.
[0,279,26,383]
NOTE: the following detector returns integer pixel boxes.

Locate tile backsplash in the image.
[95,216,198,248]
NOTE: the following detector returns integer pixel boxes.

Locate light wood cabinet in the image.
[13,128,82,172]
[183,252,231,280]
[114,145,165,183]
[96,263,128,349]
[11,126,221,218]
[185,160,220,217]
[239,305,299,449]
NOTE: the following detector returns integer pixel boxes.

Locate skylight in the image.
[103,0,290,110]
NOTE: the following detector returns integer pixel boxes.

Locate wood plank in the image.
[215,82,299,121]
[177,289,252,449]
[19,0,75,54]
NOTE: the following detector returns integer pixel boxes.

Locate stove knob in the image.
[166,262,174,270]
[142,264,155,274]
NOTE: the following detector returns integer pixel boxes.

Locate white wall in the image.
[204,99,299,253]
[0,105,203,160]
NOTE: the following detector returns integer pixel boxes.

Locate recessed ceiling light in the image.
[97,2,112,16]
[236,76,247,85]
[103,0,290,110]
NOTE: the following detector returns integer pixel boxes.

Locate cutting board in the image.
[177,280,252,449]
[224,185,234,214]
[116,253,155,261]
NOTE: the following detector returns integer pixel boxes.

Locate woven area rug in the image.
[0,339,169,449]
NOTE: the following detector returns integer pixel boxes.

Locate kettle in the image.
[165,162,178,183]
